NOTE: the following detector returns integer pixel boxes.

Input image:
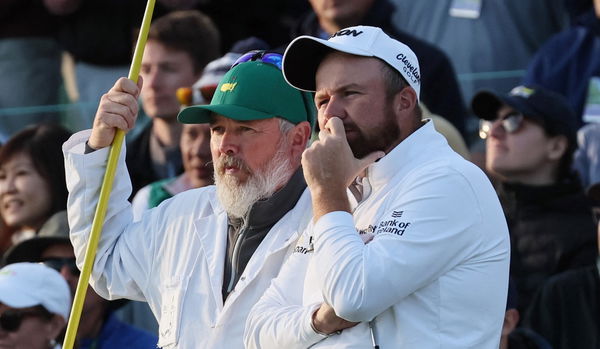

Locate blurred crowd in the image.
[0,0,599,348]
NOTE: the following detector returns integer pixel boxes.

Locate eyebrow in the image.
[315,83,364,97]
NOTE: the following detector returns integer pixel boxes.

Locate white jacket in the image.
[63,130,312,348]
[245,121,511,349]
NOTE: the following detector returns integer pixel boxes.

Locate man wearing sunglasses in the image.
[3,211,157,348]
[245,25,509,348]
[62,51,315,347]
[0,262,70,349]
[472,85,598,317]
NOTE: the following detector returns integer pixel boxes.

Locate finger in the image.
[114,77,140,96]
[106,92,139,122]
[101,102,137,129]
[325,117,344,137]
[100,111,132,131]
[357,150,385,171]
[318,128,328,141]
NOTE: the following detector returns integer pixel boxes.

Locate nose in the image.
[320,95,345,126]
[488,119,506,139]
[216,131,240,156]
[144,67,161,90]
[0,175,16,196]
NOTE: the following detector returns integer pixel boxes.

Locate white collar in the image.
[358,120,447,200]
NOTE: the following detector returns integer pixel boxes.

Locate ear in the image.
[502,309,520,336]
[393,86,418,116]
[546,135,568,161]
[287,121,312,160]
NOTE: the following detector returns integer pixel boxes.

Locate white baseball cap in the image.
[0,262,71,321]
[282,25,421,99]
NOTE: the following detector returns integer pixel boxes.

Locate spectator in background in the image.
[473,85,598,316]
[523,0,600,126]
[125,10,220,197]
[131,122,212,220]
[391,0,566,118]
[0,262,70,349]
[55,0,230,132]
[3,211,158,348]
[290,0,468,139]
[55,0,293,133]
[522,193,600,349]
[0,124,71,246]
[0,0,69,142]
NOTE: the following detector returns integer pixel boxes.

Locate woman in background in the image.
[0,123,71,247]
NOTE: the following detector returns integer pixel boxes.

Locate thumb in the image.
[357,150,385,171]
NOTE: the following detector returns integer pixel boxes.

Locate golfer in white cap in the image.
[244,25,510,348]
[0,262,70,349]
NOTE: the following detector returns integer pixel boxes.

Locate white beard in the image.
[215,143,293,219]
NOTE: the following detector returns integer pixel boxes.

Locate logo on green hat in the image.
[220,82,237,92]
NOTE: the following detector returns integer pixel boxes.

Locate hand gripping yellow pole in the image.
[62,1,155,347]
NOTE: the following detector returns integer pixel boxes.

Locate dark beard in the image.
[347,106,400,159]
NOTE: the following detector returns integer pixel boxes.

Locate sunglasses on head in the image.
[231,50,283,70]
[0,307,53,332]
[479,111,525,139]
[40,257,80,276]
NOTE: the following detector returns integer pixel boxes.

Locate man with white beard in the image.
[62,52,315,348]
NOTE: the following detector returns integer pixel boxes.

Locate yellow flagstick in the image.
[62,0,156,347]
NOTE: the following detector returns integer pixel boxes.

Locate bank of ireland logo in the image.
[391,210,403,218]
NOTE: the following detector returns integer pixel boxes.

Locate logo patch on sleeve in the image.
[293,234,314,254]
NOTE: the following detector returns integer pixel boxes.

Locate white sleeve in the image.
[244,239,325,349]
[312,171,484,322]
[63,130,158,301]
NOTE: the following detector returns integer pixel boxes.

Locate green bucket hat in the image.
[178,61,315,126]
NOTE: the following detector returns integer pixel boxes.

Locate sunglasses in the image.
[0,307,53,332]
[231,50,283,70]
[479,111,525,139]
[40,257,80,276]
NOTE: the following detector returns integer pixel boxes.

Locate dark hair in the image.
[146,10,221,74]
[379,60,422,120]
[28,304,55,321]
[536,121,576,181]
[0,124,72,219]
[553,134,576,182]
